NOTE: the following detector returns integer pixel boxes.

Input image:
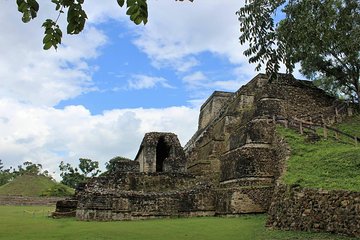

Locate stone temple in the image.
[54,73,350,220]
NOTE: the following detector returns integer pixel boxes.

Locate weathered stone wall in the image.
[215,186,274,215]
[267,185,360,237]
[52,199,78,217]
[198,91,234,130]
[186,117,227,180]
[184,73,345,218]
[84,172,200,192]
[135,132,186,173]
[256,78,335,121]
[220,146,276,181]
[0,195,65,205]
[76,184,216,221]
[107,159,140,173]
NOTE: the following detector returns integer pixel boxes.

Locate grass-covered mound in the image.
[0,174,74,197]
[278,114,360,191]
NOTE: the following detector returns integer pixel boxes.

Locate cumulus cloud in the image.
[133,1,248,71]
[0,99,198,179]
[131,1,266,95]
[182,70,248,93]
[183,71,207,83]
[182,71,208,89]
[127,75,174,90]
[0,1,108,107]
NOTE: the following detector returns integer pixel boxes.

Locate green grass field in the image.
[0,206,354,240]
[337,115,360,137]
[278,115,360,191]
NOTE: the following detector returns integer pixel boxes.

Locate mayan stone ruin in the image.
[54,73,355,223]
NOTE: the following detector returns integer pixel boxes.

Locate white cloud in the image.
[130,0,266,95]
[182,70,249,93]
[127,75,174,90]
[0,99,198,180]
[0,1,107,107]
[212,80,246,91]
[182,71,208,89]
[133,1,248,72]
[83,1,126,24]
[183,71,207,83]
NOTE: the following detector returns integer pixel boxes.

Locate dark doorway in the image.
[156,137,170,172]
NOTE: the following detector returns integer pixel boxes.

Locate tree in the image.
[0,160,14,186]
[78,158,101,177]
[16,0,193,50]
[59,158,101,188]
[237,0,360,108]
[0,169,14,186]
[13,161,49,177]
[59,161,85,188]
[21,161,43,175]
[0,160,15,186]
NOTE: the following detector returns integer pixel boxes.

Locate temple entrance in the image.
[156,137,171,172]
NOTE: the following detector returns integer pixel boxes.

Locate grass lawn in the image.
[336,114,360,137]
[0,206,354,240]
[277,122,360,191]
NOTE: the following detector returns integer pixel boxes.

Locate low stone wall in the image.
[52,199,78,218]
[85,172,199,193]
[0,195,65,206]
[76,185,216,221]
[267,185,360,237]
[215,186,274,215]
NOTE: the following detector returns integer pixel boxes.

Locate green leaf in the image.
[67,5,77,22]
[45,28,54,34]
[134,16,143,25]
[67,22,76,34]
[117,0,125,7]
[43,34,52,43]
[127,0,136,6]
[54,28,63,37]
[28,0,39,12]
[16,0,25,11]
[22,11,31,23]
[43,41,53,50]
[30,9,37,19]
[126,5,139,16]
[137,0,147,8]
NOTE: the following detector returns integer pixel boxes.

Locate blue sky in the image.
[0,0,296,178]
[55,11,248,114]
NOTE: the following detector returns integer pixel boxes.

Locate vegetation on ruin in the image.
[336,114,360,137]
[238,0,360,107]
[0,174,74,197]
[278,115,360,191]
[0,205,353,240]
